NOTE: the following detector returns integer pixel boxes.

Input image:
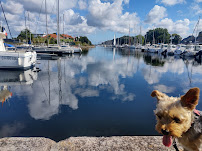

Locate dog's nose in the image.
[161,129,169,135]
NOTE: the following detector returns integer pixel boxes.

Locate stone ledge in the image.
[0,136,181,151]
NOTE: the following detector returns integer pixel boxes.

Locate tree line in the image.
[15,29,93,46]
[102,28,184,45]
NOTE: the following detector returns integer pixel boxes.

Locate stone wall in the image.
[0,136,182,151]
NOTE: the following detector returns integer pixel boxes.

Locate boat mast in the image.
[45,0,49,46]
[63,13,64,36]
[152,29,155,44]
[25,11,28,44]
[28,12,31,45]
[57,0,60,46]
[129,24,130,45]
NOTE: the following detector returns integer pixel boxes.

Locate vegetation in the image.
[171,34,182,45]
[17,29,34,43]
[16,29,93,46]
[77,36,92,45]
[145,28,170,44]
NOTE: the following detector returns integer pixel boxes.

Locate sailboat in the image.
[56,0,82,53]
[0,27,36,69]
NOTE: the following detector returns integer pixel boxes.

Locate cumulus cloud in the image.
[87,0,140,34]
[64,9,83,25]
[153,85,176,93]
[145,5,167,24]
[158,0,186,6]
[11,0,78,14]
[2,1,24,15]
[78,0,88,10]
[155,18,190,38]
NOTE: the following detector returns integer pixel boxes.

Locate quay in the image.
[0,136,182,151]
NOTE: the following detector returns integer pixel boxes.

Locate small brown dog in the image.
[151,87,202,151]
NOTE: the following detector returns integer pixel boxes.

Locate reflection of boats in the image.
[0,68,38,86]
[0,86,12,106]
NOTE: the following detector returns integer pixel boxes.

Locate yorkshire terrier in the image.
[151,87,202,151]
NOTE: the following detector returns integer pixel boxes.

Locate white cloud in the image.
[78,0,87,10]
[155,18,190,38]
[195,0,202,2]
[3,1,24,15]
[158,0,186,6]
[64,9,83,25]
[153,85,176,93]
[87,0,140,34]
[191,3,202,15]
[12,0,78,14]
[145,5,167,24]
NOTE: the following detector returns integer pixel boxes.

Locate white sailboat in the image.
[174,44,186,55]
[57,0,81,53]
[113,34,116,47]
[0,27,36,69]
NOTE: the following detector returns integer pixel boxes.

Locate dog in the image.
[151,87,202,151]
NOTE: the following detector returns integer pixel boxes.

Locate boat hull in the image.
[0,51,36,69]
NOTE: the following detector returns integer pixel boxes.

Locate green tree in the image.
[17,29,33,42]
[171,34,182,45]
[79,36,92,45]
[145,28,170,44]
[135,35,145,45]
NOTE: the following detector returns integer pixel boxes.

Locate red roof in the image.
[61,34,74,39]
[43,34,74,39]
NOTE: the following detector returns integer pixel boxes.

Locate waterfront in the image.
[0,46,202,141]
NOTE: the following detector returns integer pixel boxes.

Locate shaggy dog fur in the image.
[151,87,202,151]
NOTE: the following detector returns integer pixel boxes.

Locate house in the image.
[42,34,74,40]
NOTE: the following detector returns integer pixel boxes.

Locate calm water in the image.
[0,46,202,141]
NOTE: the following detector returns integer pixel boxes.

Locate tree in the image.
[79,36,92,45]
[135,35,145,45]
[145,28,170,44]
[171,34,182,45]
[17,29,33,42]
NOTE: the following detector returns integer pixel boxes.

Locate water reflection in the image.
[0,47,202,140]
[13,48,202,120]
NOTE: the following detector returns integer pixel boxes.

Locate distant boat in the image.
[166,44,176,55]
[148,44,160,53]
[174,44,186,55]
[0,27,36,69]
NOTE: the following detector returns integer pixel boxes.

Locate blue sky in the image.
[0,0,201,44]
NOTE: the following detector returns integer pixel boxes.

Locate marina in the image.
[0,46,202,141]
[0,0,202,150]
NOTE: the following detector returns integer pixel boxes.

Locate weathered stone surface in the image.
[52,136,181,151]
[0,136,182,151]
[0,137,56,151]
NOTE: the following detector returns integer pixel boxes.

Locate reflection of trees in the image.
[143,54,165,67]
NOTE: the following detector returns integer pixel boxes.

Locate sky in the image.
[0,0,201,44]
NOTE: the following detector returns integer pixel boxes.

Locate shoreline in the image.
[0,136,182,151]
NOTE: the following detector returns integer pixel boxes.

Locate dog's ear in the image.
[181,87,200,110]
[151,90,167,102]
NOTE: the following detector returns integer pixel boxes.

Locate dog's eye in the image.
[173,117,181,123]
[157,115,162,119]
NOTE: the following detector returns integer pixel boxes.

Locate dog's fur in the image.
[151,87,202,151]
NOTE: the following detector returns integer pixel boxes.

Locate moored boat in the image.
[0,28,36,69]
